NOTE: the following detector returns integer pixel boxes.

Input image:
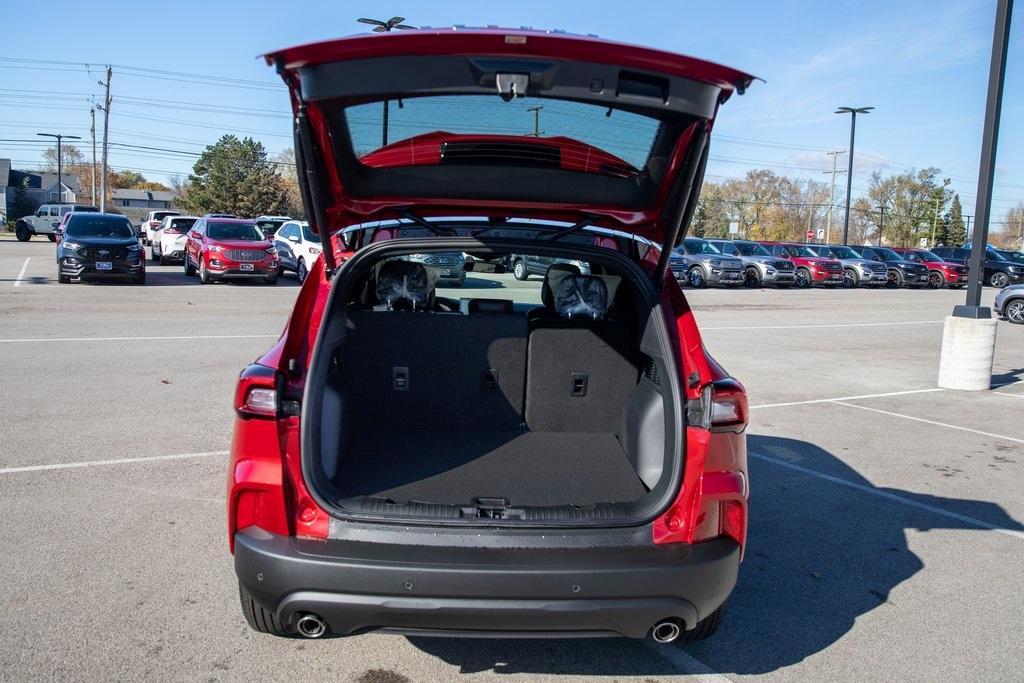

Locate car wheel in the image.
[512,259,528,281]
[989,272,1010,288]
[15,222,31,242]
[688,266,707,289]
[1006,299,1024,324]
[46,233,56,243]
[184,254,196,277]
[57,268,71,284]
[888,270,904,288]
[795,268,812,288]
[238,583,290,637]
[264,276,278,286]
[679,604,725,642]
[297,258,307,284]
[159,253,168,266]
[199,259,211,284]
[743,267,762,288]
[928,271,945,289]
[843,268,859,288]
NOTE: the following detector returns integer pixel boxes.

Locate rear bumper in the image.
[234,529,740,638]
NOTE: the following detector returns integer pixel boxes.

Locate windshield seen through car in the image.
[733,242,771,256]
[207,222,263,241]
[681,240,722,256]
[65,216,135,238]
[302,225,321,243]
[785,245,819,258]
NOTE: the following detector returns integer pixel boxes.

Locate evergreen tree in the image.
[178,135,289,217]
[944,194,967,246]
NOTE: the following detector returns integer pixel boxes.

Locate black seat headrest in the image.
[553,275,608,320]
[541,263,582,309]
[376,259,436,311]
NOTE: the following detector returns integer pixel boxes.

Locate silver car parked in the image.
[708,239,796,287]
[994,284,1024,324]
[810,244,889,288]
[668,238,745,288]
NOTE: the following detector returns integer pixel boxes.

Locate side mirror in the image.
[288,234,300,243]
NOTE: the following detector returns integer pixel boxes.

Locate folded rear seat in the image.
[525,272,640,432]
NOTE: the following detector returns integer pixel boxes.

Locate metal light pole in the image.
[835,106,873,245]
[959,0,1012,318]
[357,17,417,147]
[938,0,1013,392]
[37,133,81,204]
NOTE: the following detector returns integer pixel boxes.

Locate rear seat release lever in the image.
[392,366,409,391]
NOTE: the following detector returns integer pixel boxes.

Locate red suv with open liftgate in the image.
[184,217,279,285]
[228,28,752,644]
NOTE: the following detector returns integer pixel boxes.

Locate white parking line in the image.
[0,450,228,475]
[0,334,278,344]
[641,639,729,680]
[702,320,943,331]
[831,400,1024,446]
[13,257,30,286]
[751,452,1024,541]
[750,388,945,410]
[994,391,1024,400]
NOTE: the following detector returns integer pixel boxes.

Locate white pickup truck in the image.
[15,204,98,242]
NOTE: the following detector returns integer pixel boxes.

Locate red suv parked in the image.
[891,248,969,289]
[758,241,844,287]
[228,28,752,644]
[184,217,279,285]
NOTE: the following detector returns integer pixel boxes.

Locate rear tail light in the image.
[235,364,278,417]
[686,378,747,433]
[165,227,180,235]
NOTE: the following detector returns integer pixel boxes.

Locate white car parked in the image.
[141,210,181,246]
[151,215,198,264]
[272,220,322,283]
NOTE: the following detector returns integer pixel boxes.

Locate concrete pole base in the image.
[937,315,998,390]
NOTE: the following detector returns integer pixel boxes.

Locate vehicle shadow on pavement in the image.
[991,368,1024,388]
[407,434,1023,676]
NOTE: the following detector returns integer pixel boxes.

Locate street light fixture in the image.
[834,106,873,245]
[357,17,417,146]
[37,132,82,205]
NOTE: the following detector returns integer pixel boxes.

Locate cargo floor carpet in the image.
[335,429,647,507]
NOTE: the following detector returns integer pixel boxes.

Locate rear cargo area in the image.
[309,256,678,522]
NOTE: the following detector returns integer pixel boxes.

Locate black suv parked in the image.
[55,213,145,284]
[849,246,929,288]
[930,247,1024,288]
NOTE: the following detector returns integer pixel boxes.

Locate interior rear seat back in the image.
[526,274,640,432]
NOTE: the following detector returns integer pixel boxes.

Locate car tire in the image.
[15,222,32,242]
[843,268,859,288]
[1005,299,1024,324]
[679,605,725,642]
[512,259,528,281]
[688,266,708,289]
[199,260,211,284]
[184,255,196,277]
[989,272,1010,288]
[46,234,56,243]
[265,276,278,286]
[297,258,307,284]
[888,270,904,288]
[928,270,946,289]
[795,268,812,288]
[57,269,71,284]
[744,267,762,288]
[238,583,290,637]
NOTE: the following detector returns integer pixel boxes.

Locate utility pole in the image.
[878,205,885,246]
[98,66,111,212]
[929,194,941,246]
[965,214,973,242]
[823,150,845,244]
[835,106,874,245]
[37,132,81,203]
[90,107,97,206]
[526,106,543,136]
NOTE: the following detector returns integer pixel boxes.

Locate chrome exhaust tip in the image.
[295,613,327,639]
[651,619,682,643]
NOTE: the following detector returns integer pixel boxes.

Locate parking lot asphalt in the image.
[1,237,1022,681]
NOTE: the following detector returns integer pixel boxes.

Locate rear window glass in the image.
[153,211,179,221]
[344,95,660,173]
[66,215,134,238]
[302,225,321,243]
[207,221,263,241]
[168,218,196,230]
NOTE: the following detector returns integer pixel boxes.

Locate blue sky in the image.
[1,0,1020,223]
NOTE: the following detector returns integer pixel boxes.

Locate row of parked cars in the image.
[667,237,1024,291]
[49,208,322,286]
